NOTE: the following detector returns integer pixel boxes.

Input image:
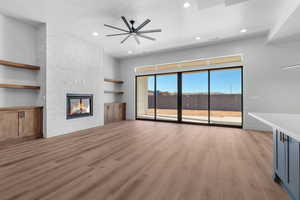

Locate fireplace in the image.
[66,94,93,119]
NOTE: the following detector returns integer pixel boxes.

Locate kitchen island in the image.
[249,113,300,200]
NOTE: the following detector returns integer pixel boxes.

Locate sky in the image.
[146,68,242,94]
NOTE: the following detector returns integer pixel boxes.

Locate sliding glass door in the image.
[136,75,155,119]
[136,66,243,127]
[156,73,178,121]
[210,68,242,126]
[182,71,209,123]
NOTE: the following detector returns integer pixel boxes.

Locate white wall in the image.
[0,13,41,107]
[45,31,104,138]
[0,15,121,138]
[120,35,300,131]
[36,24,47,134]
[103,54,122,103]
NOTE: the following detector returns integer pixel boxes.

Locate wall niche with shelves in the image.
[0,13,46,141]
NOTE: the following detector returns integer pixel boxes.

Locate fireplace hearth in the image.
[67,94,93,119]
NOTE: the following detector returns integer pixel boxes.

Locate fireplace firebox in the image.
[66,94,93,119]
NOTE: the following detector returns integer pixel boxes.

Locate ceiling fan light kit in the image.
[104,16,162,44]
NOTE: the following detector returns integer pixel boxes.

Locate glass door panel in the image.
[156,74,178,121]
[182,71,209,123]
[210,68,242,126]
[136,76,155,119]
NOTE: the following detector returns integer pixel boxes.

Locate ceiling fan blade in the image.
[121,35,131,44]
[138,34,156,41]
[104,24,129,33]
[121,16,132,32]
[106,33,130,37]
[134,35,140,44]
[138,29,162,34]
[135,19,151,32]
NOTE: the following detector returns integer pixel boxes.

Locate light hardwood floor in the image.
[0,121,290,200]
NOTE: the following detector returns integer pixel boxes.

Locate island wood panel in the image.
[104,103,126,124]
[0,59,40,70]
[0,121,290,200]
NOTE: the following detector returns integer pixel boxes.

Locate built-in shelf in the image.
[104,78,124,84]
[104,90,124,94]
[0,84,40,89]
[0,59,40,70]
[0,106,43,112]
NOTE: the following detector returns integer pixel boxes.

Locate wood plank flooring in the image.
[0,121,290,200]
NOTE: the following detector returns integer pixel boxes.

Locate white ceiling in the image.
[268,0,300,42]
[0,0,298,58]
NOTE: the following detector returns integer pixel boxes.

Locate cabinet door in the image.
[121,103,126,120]
[277,131,286,180]
[0,111,19,141]
[104,104,109,124]
[105,104,114,124]
[109,104,114,123]
[116,103,124,121]
[286,136,300,198]
[19,110,42,138]
[113,103,120,121]
[115,103,126,121]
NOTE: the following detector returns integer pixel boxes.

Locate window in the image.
[210,68,242,126]
[136,66,243,127]
[182,71,209,123]
[156,74,178,121]
[136,76,155,119]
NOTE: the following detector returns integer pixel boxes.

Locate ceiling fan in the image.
[104,16,162,44]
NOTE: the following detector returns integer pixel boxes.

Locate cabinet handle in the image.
[280,132,285,143]
[19,111,25,119]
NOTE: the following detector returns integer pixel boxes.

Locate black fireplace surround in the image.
[66,94,93,119]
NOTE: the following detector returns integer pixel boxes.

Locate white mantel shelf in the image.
[249,112,300,141]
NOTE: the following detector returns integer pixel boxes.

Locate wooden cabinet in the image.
[0,111,19,140]
[19,109,43,138]
[273,129,300,199]
[104,103,126,124]
[0,107,43,141]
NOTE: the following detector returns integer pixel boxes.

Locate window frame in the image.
[135,66,243,128]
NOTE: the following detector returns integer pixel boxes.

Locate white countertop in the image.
[249,113,300,141]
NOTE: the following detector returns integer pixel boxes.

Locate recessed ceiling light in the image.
[195,36,201,40]
[240,29,248,33]
[128,50,133,54]
[92,32,99,36]
[183,2,191,8]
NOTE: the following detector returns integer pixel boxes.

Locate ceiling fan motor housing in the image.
[130,20,135,32]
